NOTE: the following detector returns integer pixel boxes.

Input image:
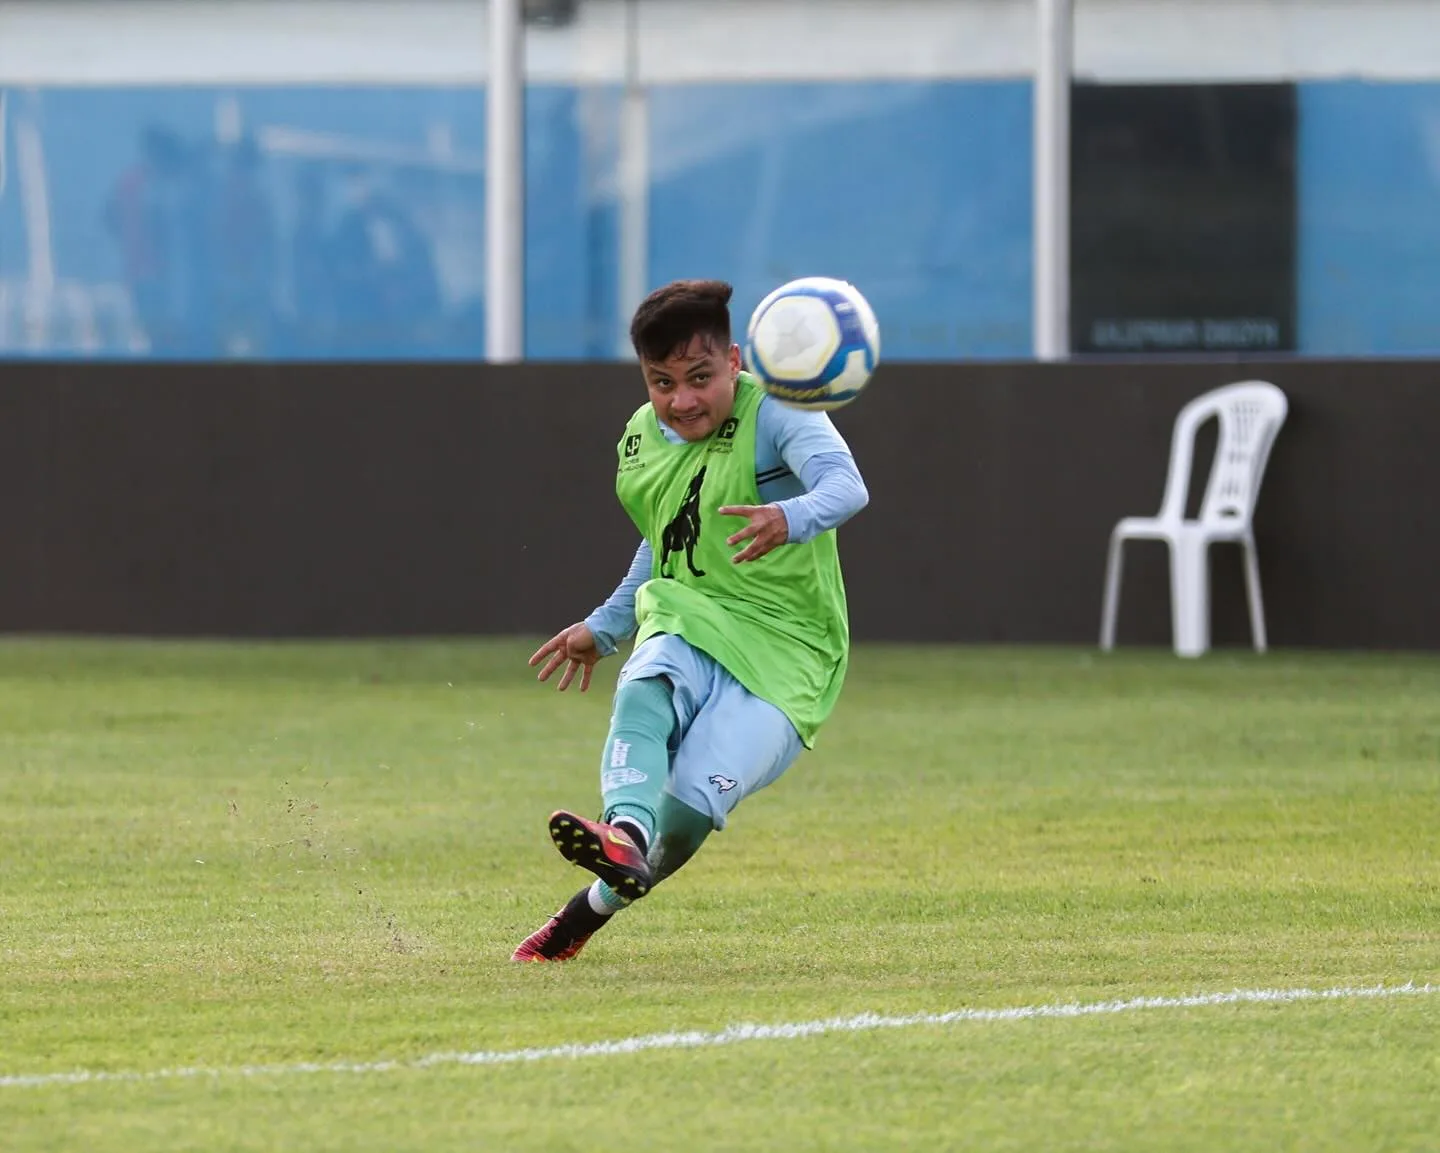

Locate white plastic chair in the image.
[1100,380,1288,658]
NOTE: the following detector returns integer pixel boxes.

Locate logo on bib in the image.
[660,466,708,579]
[621,433,646,474]
[707,416,739,456]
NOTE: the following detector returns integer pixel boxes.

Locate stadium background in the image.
[2,0,1439,361]
[3,10,1438,1146]
[0,0,1435,648]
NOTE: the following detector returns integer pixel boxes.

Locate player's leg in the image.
[650,671,804,886]
[514,685,671,960]
[514,679,801,961]
[648,791,715,886]
[511,886,607,962]
[596,670,678,855]
[513,635,709,961]
[535,669,675,918]
[552,633,716,897]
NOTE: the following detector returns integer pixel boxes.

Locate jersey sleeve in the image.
[755,393,857,479]
[755,396,869,542]
[781,452,870,542]
[583,538,653,656]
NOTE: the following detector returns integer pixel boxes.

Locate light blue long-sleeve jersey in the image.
[585,394,869,656]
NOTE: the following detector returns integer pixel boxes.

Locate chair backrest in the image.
[1156,380,1289,528]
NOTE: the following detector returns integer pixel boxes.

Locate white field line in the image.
[2,981,1434,1090]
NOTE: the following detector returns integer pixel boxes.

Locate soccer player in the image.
[512,279,869,962]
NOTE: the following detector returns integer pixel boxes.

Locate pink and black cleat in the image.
[547,810,654,898]
[511,891,602,962]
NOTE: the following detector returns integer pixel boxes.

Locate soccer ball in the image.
[743,277,880,411]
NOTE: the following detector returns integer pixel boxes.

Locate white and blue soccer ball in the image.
[743,276,880,411]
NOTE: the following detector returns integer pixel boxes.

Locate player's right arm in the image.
[584,539,652,655]
[529,538,652,692]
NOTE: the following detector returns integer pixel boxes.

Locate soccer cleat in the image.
[547,809,654,898]
[511,889,608,962]
[511,910,593,962]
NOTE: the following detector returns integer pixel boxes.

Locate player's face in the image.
[641,336,741,442]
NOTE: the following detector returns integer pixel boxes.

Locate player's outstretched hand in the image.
[720,503,789,564]
[529,622,603,692]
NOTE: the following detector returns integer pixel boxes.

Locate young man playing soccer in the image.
[512,279,869,962]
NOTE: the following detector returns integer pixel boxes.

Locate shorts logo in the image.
[602,767,648,790]
[709,774,738,794]
[610,740,632,768]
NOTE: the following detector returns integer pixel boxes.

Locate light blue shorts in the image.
[616,633,804,830]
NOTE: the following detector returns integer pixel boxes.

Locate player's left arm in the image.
[720,399,869,564]
[530,538,651,692]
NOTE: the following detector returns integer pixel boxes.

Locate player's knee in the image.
[610,675,677,749]
[615,674,673,722]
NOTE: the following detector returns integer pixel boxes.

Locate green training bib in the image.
[614,373,849,747]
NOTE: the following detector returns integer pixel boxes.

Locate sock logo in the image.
[609,740,632,768]
[602,768,648,791]
[709,774,738,794]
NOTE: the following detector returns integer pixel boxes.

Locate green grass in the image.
[1,639,1437,1151]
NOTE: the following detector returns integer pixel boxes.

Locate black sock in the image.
[559,886,612,936]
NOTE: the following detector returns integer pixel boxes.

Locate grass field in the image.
[1,638,1437,1151]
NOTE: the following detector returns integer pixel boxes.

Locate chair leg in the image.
[1170,533,1210,658]
[1242,535,1268,653]
[1100,532,1125,650]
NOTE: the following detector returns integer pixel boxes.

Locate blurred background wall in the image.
[2,0,1438,363]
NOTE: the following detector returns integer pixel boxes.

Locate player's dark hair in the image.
[629,279,733,362]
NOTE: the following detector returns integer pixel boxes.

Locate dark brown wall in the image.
[0,359,1435,648]
[830,360,1439,649]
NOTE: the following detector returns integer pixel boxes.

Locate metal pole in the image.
[616,0,649,358]
[1033,0,1072,362]
[486,0,524,361]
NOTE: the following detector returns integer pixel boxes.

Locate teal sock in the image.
[595,796,712,909]
[598,676,675,850]
[650,792,714,886]
[591,880,630,913]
